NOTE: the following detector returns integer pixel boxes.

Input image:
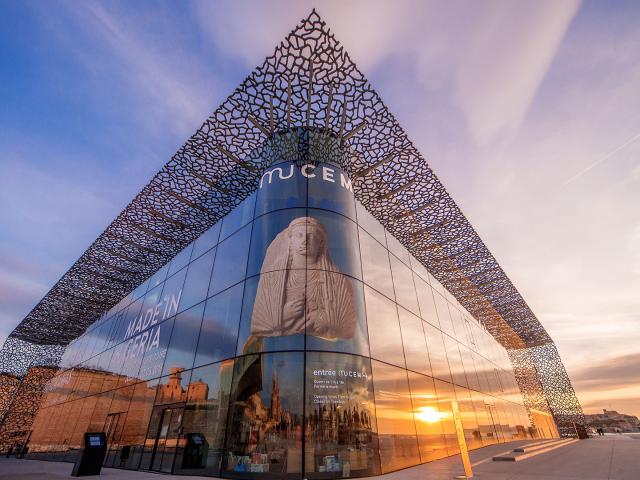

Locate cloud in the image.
[629,224,640,276]
[40,1,225,139]
[193,0,580,147]
[0,158,115,339]
[572,352,640,388]
[570,353,640,417]
[0,159,114,247]
[562,132,640,186]
[454,1,581,145]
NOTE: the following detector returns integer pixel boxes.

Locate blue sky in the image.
[1,0,639,415]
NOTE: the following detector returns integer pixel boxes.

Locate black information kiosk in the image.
[182,433,208,469]
[71,432,107,476]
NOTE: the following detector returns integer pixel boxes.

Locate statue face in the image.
[289,222,324,260]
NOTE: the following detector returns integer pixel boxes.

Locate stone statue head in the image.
[248,216,356,340]
[286,217,327,264]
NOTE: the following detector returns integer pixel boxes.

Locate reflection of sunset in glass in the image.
[414,406,446,423]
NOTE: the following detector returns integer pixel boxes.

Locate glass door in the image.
[485,404,504,443]
[103,412,122,467]
[145,405,184,473]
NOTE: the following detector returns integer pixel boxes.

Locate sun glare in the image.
[414,406,445,423]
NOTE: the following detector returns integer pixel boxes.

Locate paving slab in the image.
[1,436,637,480]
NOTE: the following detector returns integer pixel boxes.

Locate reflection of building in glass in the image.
[0,10,583,479]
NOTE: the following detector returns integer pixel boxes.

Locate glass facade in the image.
[27,132,532,478]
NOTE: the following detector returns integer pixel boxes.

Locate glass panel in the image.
[140,406,163,470]
[355,202,386,247]
[107,342,127,380]
[126,275,183,382]
[160,267,188,316]
[463,317,476,348]
[444,336,468,388]
[224,352,304,477]
[120,338,145,385]
[103,385,135,466]
[385,234,411,266]
[160,406,184,472]
[460,345,480,392]
[433,379,459,456]
[305,352,380,478]
[66,399,89,450]
[172,360,234,476]
[136,284,163,334]
[178,248,216,313]
[364,286,405,368]
[148,261,170,291]
[407,372,447,463]
[236,274,305,355]
[209,223,252,296]
[220,192,256,241]
[389,256,419,315]
[120,298,144,346]
[138,317,174,382]
[454,386,482,450]
[432,292,454,336]
[155,370,190,405]
[71,395,98,447]
[306,275,370,357]
[423,323,451,383]
[194,282,243,367]
[449,306,467,344]
[409,254,430,282]
[161,302,206,376]
[247,208,306,278]
[109,313,127,350]
[256,161,307,217]
[167,243,194,278]
[307,209,361,280]
[100,350,119,392]
[472,391,497,446]
[192,222,221,260]
[131,277,150,301]
[358,228,395,300]
[429,274,446,296]
[307,162,356,220]
[474,353,491,393]
[497,401,514,441]
[371,360,420,473]
[397,307,431,375]
[120,379,159,469]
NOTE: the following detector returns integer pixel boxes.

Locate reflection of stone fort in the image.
[307,402,372,445]
[23,364,230,454]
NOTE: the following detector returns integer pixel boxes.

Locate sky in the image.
[0,0,638,417]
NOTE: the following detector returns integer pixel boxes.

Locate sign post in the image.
[451,400,473,479]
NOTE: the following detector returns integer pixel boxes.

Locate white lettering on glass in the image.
[323,167,335,182]
[258,163,353,192]
[124,289,182,342]
[340,173,353,192]
[300,164,316,178]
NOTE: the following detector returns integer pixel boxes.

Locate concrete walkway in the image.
[0,435,637,479]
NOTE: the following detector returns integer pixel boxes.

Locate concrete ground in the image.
[367,435,640,479]
[0,435,637,480]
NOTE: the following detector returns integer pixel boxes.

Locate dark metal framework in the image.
[0,10,583,437]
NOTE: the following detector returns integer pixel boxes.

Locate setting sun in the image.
[415,406,447,423]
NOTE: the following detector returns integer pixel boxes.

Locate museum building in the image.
[0,11,582,479]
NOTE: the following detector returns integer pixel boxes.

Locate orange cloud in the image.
[571,352,640,417]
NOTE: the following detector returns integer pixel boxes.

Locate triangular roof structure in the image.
[0,10,582,434]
